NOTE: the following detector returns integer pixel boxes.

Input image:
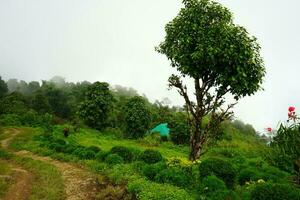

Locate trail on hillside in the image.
[1,129,101,200]
[1,130,34,200]
[2,165,34,200]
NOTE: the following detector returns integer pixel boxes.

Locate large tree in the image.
[157,0,265,160]
[78,82,114,130]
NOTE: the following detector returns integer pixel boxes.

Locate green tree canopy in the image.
[157,0,265,160]
[124,96,151,138]
[78,82,114,130]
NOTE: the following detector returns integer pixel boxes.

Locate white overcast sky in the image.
[0,0,300,132]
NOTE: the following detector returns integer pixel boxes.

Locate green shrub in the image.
[259,165,289,183]
[155,167,189,187]
[72,147,95,160]
[53,144,65,153]
[169,112,190,145]
[52,139,66,146]
[139,149,163,164]
[250,183,300,200]
[129,148,141,161]
[200,175,226,192]
[199,175,236,200]
[142,162,167,181]
[86,146,101,154]
[95,151,109,161]
[199,158,237,188]
[62,144,77,154]
[0,114,22,126]
[270,123,300,173]
[105,154,124,165]
[127,178,193,200]
[238,168,260,185]
[110,146,133,162]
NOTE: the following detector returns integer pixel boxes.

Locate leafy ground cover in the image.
[5,125,300,200]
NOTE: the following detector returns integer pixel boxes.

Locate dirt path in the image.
[2,166,34,200]
[16,150,99,200]
[1,129,34,200]
[1,128,100,200]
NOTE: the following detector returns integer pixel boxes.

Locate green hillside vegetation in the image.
[1,121,298,199]
[1,0,300,199]
[0,75,299,199]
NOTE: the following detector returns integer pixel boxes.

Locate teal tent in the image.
[150,123,170,137]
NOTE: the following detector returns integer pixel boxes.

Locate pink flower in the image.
[288,112,293,118]
[288,106,295,112]
[266,127,272,132]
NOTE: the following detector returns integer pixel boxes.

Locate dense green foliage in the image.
[157,0,265,97]
[105,154,124,165]
[270,123,300,173]
[139,149,163,164]
[157,0,266,161]
[78,82,114,130]
[110,146,134,162]
[169,112,190,145]
[250,183,300,200]
[0,76,8,98]
[124,96,151,138]
[199,175,234,200]
[5,123,300,200]
[199,157,237,188]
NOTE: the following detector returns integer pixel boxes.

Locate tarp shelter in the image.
[150,123,170,137]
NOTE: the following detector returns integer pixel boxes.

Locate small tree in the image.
[78,82,113,130]
[157,0,265,160]
[124,96,151,138]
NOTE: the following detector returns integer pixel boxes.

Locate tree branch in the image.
[168,75,196,119]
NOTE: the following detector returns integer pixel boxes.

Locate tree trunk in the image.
[189,125,202,161]
[189,138,202,161]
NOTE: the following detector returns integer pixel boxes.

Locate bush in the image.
[142,162,167,181]
[62,144,77,154]
[127,178,193,200]
[53,139,66,146]
[155,167,189,187]
[199,175,237,200]
[270,123,300,173]
[169,112,190,145]
[86,146,101,154]
[53,144,65,153]
[238,168,260,185]
[72,147,96,160]
[259,165,289,183]
[95,151,110,161]
[105,154,124,165]
[199,158,237,188]
[201,175,226,192]
[0,114,22,126]
[139,149,163,164]
[110,146,133,162]
[250,183,300,200]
